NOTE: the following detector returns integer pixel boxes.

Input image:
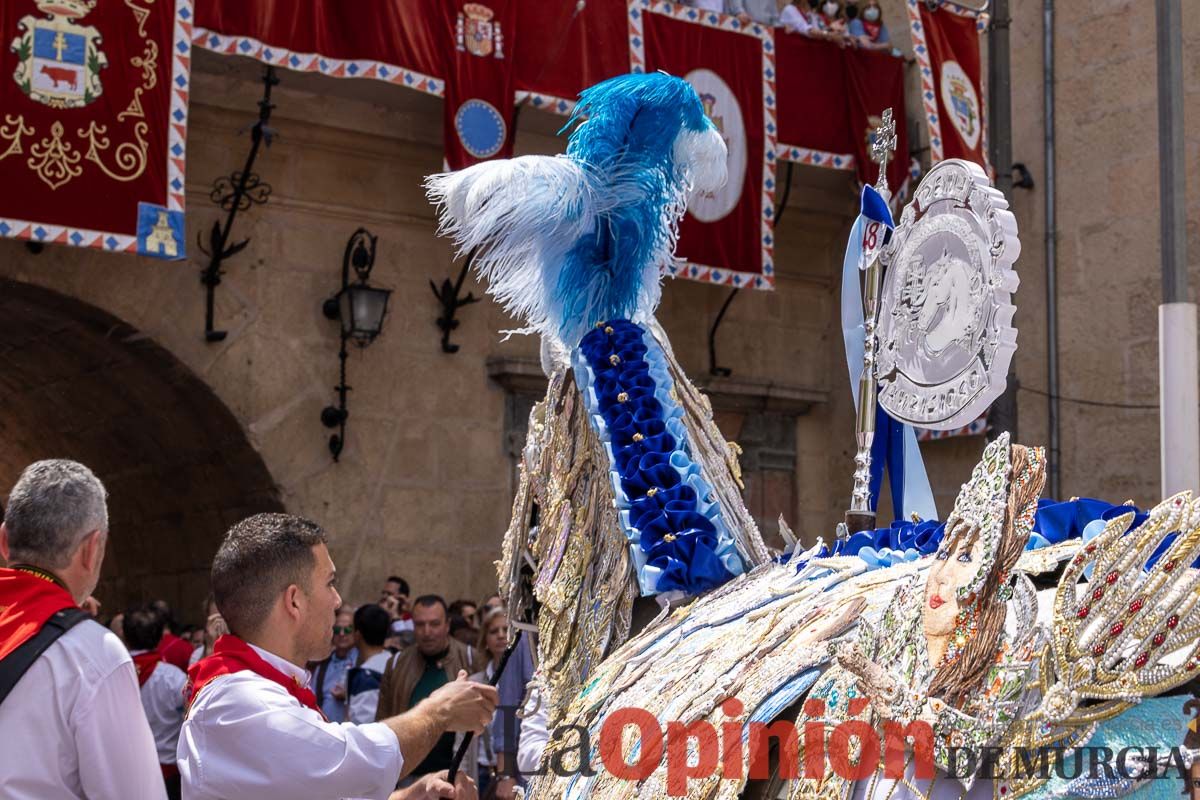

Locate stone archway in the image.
[0,280,283,622]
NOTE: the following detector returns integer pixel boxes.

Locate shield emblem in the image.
[11,4,106,109]
[949,85,976,137]
[458,3,498,58]
[465,17,493,57]
[31,22,86,103]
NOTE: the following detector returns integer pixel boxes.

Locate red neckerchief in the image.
[0,566,77,661]
[132,651,161,687]
[863,19,882,40]
[157,630,193,671]
[186,634,323,717]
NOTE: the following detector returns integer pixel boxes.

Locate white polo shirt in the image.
[129,650,188,765]
[178,643,403,800]
[0,619,166,800]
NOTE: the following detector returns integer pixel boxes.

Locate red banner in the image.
[513,1,627,111]
[843,47,910,192]
[634,3,774,288]
[0,0,192,257]
[194,0,443,90]
[775,32,908,192]
[906,0,987,166]
[443,0,517,170]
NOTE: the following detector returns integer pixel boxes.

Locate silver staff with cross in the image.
[843,109,896,536]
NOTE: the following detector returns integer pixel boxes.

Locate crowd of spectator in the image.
[95,578,517,799]
[685,0,900,54]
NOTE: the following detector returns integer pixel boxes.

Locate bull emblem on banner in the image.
[456,3,504,59]
[10,0,107,109]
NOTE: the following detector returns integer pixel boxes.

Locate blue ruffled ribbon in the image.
[840,184,937,522]
[791,497,1163,574]
[575,320,744,596]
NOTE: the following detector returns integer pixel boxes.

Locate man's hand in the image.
[381,595,401,619]
[430,671,498,734]
[80,596,101,617]
[388,770,478,800]
[386,672,498,777]
[206,612,228,642]
[493,775,518,800]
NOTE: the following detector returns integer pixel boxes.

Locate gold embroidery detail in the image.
[125,0,151,37]
[28,121,82,190]
[0,115,33,163]
[80,120,149,183]
[131,38,158,89]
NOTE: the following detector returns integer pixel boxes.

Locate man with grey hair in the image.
[0,459,165,800]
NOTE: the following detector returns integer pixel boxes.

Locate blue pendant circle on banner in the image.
[455,99,506,159]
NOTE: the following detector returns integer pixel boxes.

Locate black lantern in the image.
[321,228,392,460]
[323,230,392,346]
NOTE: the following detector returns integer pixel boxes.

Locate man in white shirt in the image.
[0,459,166,800]
[125,604,189,799]
[179,513,496,800]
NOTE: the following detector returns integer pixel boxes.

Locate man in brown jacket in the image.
[376,594,478,778]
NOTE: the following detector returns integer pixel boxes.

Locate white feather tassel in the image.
[425,156,597,340]
[674,126,728,198]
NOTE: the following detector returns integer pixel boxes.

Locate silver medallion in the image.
[876,159,1019,430]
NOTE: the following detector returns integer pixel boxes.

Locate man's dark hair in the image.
[447,599,476,618]
[151,599,181,635]
[211,513,327,637]
[354,604,390,647]
[449,614,475,637]
[124,604,166,651]
[412,594,447,615]
[386,576,409,595]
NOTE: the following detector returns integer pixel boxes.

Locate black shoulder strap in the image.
[0,607,90,706]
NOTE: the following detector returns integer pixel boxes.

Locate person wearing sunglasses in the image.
[309,605,357,722]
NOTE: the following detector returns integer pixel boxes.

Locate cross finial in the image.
[870,108,897,195]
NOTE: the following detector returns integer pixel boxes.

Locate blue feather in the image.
[427,72,726,346]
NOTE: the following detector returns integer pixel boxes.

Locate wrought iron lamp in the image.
[321,228,392,460]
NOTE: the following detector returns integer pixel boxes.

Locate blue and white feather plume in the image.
[425,72,727,347]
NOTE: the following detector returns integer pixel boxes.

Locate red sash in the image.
[186,635,322,715]
[132,651,161,687]
[0,567,76,661]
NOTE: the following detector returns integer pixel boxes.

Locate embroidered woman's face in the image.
[923,530,983,637]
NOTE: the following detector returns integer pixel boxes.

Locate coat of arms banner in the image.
[444,0,518,170]
[0,0,192,258]
[906,0,988,167]
[632,2,776,288]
